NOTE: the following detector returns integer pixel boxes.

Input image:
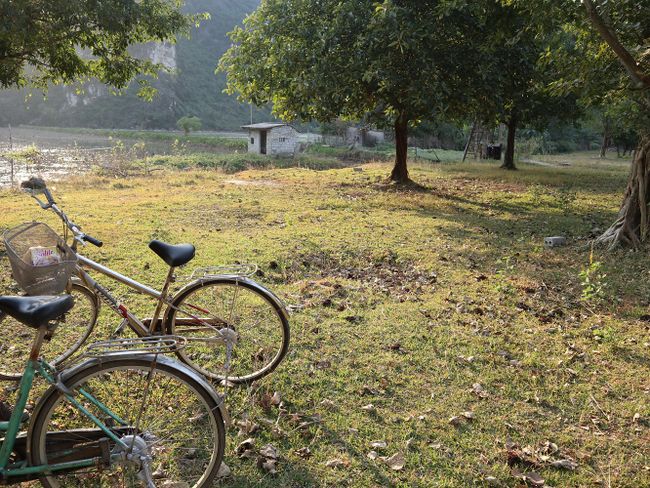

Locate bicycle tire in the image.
[165,277,290,384]
[0,282,98,380]
[28,355,226,488]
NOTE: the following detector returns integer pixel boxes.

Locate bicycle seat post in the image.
[148,266,176,334]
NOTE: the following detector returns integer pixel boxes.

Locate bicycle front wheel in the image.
[165,278,290,384]
[0,282,97,380]
[28,356,226,488]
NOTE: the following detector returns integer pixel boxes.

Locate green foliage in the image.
[145,152,345,173]
[579,250,608,302]
[0,0,267,130]
[0,0,199,94]
[219,0,492,179]
[515,0,650,135]
[220,1,486,125]
[6,144,39,163]
[465,3,582,150]
[176,115,202,135]
[494,255,516,295]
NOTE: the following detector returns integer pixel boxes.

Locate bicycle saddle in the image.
[0,295,74,329]
[148,240,195,267]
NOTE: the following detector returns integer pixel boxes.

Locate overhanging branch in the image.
[582,0,650,90]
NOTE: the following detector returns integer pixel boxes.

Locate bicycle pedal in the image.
[0,402,30,423]
[99,438,111,467]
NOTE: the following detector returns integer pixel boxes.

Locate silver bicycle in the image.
[0,178,290,384]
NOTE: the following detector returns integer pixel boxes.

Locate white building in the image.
[242,123,300,155]
[346,127,385,148]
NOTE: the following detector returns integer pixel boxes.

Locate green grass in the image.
[305,142,465,164]
[4,143,40,162]
[144,152,347,173]
[0,152,647,487]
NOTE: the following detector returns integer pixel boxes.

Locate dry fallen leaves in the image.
[324,458,350,469]
[320,398,336,410]
[161,482,190,488]
[235,418,259,436]
[257,443,280,474]
[550,458,578,470]
[462,411,475,420]
[258,457,277,474]
[382,452,406,471]
[259,444,279,460]
[471,383,489,398]
[294,447,312,459]
[236,438,255,458]
[511,468,544,486]
[506,438,579,473]
[216,462,231,479]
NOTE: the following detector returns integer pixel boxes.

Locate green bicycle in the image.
[0,294,226,487]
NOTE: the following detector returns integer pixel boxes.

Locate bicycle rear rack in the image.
[84,335,187,358]
[180,264,258,281]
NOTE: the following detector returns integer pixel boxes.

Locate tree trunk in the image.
[597,137,650,249]
[501,115,517,170]
[600,117,610,158]
[390,112,410,183]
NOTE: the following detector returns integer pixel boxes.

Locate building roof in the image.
[241,122,287,130]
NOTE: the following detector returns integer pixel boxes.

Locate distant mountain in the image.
[0,0,268,131]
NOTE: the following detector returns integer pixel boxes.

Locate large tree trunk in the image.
[501,115,517,170]
[390,112,410,183]
[597,137,650,249]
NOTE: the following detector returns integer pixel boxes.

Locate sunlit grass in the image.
[0,153,647,487]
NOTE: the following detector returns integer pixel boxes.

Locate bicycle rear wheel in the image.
[0,282,97,380]
[28,356,226,488]
[165,277,290,384]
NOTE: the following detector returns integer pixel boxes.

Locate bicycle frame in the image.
[26,185,250,354]
[74,254,232,342]
[0,328,135,480]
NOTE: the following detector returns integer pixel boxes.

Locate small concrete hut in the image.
[242,123,300,155]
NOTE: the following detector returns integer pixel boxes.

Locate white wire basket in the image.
[3,222,76,295]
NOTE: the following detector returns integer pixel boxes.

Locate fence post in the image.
[8,124,15,188]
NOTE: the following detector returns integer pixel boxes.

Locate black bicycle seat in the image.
[148,240,195,267]
[0,295,74,329]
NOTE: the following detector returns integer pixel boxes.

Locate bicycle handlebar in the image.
[81,234,103,247]
[20,178,103,248]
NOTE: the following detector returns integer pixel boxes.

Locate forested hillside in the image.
[0,0,265,130]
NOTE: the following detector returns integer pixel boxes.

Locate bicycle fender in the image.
[29,354,230,430]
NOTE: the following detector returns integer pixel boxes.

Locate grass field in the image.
[0,152,648,487]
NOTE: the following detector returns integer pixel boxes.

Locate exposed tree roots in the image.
[596,137,650,249]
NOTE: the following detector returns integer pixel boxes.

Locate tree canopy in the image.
[176,115,202,134]
[465,3,580,169]
[220,0,490,183]
[0,0,198,96]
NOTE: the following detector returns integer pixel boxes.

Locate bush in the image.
[176,116,203,135]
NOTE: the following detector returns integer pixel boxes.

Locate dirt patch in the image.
[522,158,571,168]
[263,250,438,304]
[224,178,282,188]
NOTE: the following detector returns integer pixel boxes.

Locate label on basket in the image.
[26,246,62,267]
